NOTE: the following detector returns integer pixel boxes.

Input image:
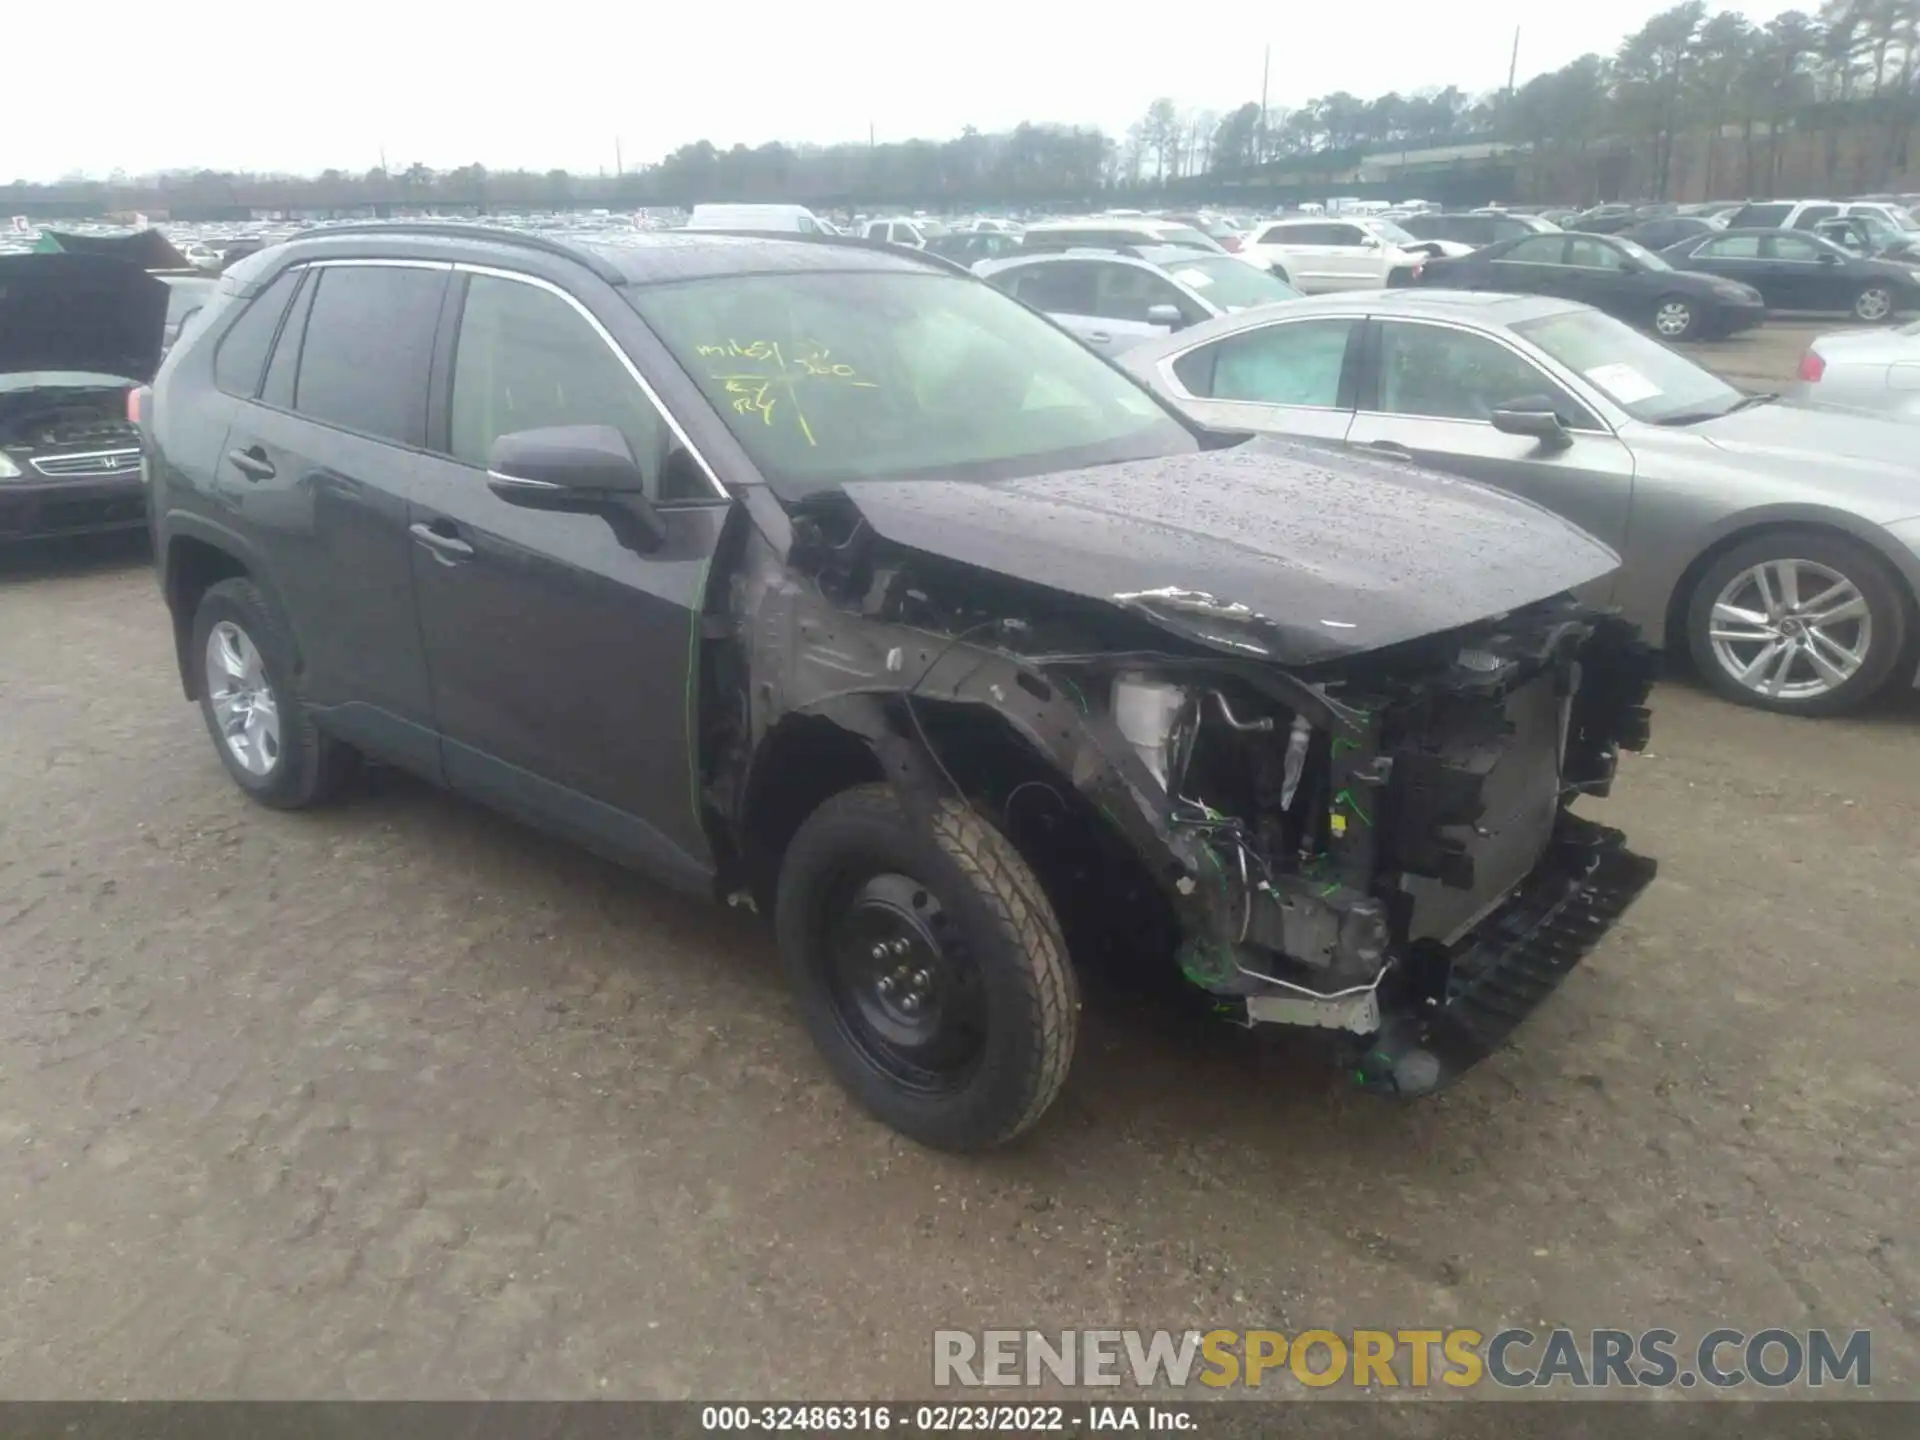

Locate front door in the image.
[1346,318,1636,596]
[407,269,729,889]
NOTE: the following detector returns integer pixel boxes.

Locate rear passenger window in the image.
[212,269,299,398]
[291,265,447,446]
[1171,318,1356,407]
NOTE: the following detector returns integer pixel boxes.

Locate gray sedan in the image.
[1119,289,1920,716]
[1786,320,1920,418]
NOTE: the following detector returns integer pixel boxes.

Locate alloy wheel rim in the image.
[205,621,282,775]
[1857,288,1892,321]
[1656,303,1691,336]
[1707,559,1872,701]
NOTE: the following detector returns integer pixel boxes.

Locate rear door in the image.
[1152,314,1361,443]
[406,266,730,887]
[215,259,448,773]
[1345,317,1634,575]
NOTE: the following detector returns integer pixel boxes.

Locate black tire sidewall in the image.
[191,580,322,806]
[775,786,1068,1150]
[1685,533,1909,716]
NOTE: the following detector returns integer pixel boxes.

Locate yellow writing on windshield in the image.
[697,338,876,447]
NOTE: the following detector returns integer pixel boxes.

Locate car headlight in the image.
[0,452,22,479]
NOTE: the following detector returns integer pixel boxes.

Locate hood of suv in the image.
[0,253,169,383]
[839,439,1619,665]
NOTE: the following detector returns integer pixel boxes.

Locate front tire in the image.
[775,783,1078,1151]
[1685,532,1910,716]
[1652,295,1697,340]
[191,578,356,807]
[1853,284,1895,323]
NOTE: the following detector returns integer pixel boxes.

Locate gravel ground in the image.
[1,331,1915,1401]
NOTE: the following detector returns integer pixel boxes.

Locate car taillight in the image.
[1797,350,1825,383]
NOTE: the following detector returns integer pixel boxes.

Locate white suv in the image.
[1239,216,1465,292]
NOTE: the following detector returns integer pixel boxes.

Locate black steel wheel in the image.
[775,783,1077,1151]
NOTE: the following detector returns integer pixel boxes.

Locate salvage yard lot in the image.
[1,328,1917,1398]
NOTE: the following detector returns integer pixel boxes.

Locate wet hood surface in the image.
[840,439,1620,665]
[0,253,169,383]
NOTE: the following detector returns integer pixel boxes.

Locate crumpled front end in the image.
[1084,599,1658,1094]
[725,507,1657,1097]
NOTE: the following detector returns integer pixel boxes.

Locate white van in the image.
[685,203,828,234]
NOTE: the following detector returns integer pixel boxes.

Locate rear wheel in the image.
[1652,295,1697,340]
[191,578,356,807]
[1685,532,1910,716]
[775,783,1078,1151]
[1853,284,1895,323]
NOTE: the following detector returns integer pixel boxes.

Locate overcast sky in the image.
[16,1,1800,182]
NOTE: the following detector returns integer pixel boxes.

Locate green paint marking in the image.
[1330,738,1358,757]
[1333,788,1373,827]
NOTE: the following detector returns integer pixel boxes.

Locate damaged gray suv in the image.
[141,224,1657,1150]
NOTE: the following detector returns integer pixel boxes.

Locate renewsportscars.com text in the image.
[932,1328,1872,1390]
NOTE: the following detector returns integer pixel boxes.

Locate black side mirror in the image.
[1617,258,1642,274]
[486,424,666,549]
[1490,407,1573,451]
[1818,250,1842,265]
[1146,302,1186,330]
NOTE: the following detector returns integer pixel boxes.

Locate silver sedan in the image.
[1118,289,1920,717]
[1785,319,1920,418]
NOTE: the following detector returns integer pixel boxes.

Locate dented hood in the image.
[0,253,169,383]
[839,440,1619,665]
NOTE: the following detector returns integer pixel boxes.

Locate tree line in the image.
[5,1,1914,216]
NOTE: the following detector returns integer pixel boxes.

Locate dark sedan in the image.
[1409,231,1765,341]
[1660,228,1920,323]
[1619,215,1723,250]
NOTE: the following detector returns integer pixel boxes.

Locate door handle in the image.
[410,521,475,560]
[1085,332,1113,345]
[1366,440,1414,459]
[227,447,275,481]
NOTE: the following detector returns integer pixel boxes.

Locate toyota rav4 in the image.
[140,224,1657,1150]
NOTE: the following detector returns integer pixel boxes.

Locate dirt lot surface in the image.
[1691,315,1854,390]
[2,332,1917,1401]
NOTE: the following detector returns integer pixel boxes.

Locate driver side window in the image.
[1372,321,1599,428]
[1092,264,1203,325]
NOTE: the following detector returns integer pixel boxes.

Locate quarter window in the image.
[1373,321,1596,428]
[1171,318,1356,407]
[291,265,446,446]
[212,268,300,398]
[448,273,665,487]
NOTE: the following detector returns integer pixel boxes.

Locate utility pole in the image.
[615,137,623,176]
[1258,45,1271,162]
[869,121,876,150]
[1506,26,1521,100]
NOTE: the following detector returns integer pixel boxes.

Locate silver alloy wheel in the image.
[204,620,282,776]
[1855,287,1893,322]
[1707,558,1873,702]
[1654,301,1693,337]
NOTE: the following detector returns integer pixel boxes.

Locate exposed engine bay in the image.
[711,485,1657,1098]
[0,386,138,453]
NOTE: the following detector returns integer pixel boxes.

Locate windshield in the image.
[631,270,1197,495]
[1891,208,1919,232]
[1513,308,1744,424]
[1155,224,1227,253]
[1613,236,1673,271]
[1162,257,1302,310]
[1367,219,1419,246]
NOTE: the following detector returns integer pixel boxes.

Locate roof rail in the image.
[1018,238,1147,259]
[294,221,626,283]
[686,228,978,277]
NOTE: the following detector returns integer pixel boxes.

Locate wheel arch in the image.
[160,515,297,700]
[1661,509,1920,654]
